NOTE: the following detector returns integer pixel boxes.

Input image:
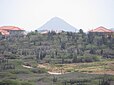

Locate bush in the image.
[4,54,19,59]
[0,73,15,79]
[89,49,96,54]
[31,68,47,73]
[92,56,101,61]
[0,80,34,85]
[0,80,20,85]
[10,69,30,74]
[21,81,34,85]
[84,56,101,62]
[72,55,101,63]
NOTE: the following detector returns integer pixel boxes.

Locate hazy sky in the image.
[0,0,114,31]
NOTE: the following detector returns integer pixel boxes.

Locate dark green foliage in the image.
[0,80,20,85]
[1,30,113,64]
[10,69,30,74]
[102,35,107,45]
[0,57,8,64]
[52,76,57,82]
[36,50,46,61]
[61,42,66,50]
[89,49,96,54]
[31,68,46,73]
[4,54,19,59]
[0,80,34,85]
[72,55,101,63]
[99,74,113,85]
[21,82,34,85]
[0,30,114,85]
[87,33,94,44]
[79,29,84,34]
[1,63,15,70]
[72,54,77,63]
[27,31,37,36]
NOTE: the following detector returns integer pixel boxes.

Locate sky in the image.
[0,0,114,32]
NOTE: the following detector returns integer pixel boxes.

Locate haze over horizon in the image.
[0,0,114,32]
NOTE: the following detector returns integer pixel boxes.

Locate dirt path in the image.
[22,65,33,68]
[48,71,63,75]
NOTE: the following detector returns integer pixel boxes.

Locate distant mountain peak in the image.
[51,16,61,19]
[50,17,64,21]
[37,17,77,32]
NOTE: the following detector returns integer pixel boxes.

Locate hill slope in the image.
[37,17,77,32]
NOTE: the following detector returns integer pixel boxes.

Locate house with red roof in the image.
[89,26,113,33]
[0,26,24,37]
[89,26,114,36]
[0,29,9,36]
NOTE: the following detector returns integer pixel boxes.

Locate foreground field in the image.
[38,59,114,75]
[0,58,114,85]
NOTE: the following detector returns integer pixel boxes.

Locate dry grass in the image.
[37,59,114,75]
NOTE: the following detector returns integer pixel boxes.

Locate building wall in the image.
[8,30,24,37]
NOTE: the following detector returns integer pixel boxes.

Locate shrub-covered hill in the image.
[0,30,114,63]
[0,30,114,85]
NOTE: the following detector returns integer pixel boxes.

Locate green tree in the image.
[79,29,84,34]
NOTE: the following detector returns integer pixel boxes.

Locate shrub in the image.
[92,56,101,61]
[0,73,14,78]
[4,54,19,59]
[31,68,47,73]
[84,56,101,62]
[21,81,34,85]
[0,80,34,85]
[0,80,20,85]
[73,55,101,63]
[10,69,30,74]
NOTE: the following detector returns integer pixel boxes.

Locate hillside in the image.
[0,30,114,85]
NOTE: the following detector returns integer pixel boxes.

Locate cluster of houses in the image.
[0,25,114,39]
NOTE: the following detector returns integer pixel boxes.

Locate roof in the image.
[0,26,24,31]
[0,29,9,36]
[89,26,113,33]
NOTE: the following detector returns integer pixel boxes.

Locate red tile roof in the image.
[0,26,24,31]
[89,26,113,33]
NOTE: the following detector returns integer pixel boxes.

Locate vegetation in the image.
[0,29,114,85]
